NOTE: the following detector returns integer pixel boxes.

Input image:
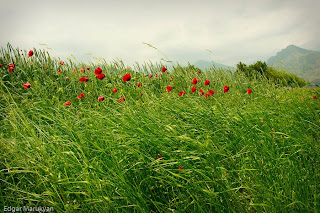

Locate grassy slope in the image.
[1,45,320,212]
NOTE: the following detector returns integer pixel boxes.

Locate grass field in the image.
[1,44,320,212]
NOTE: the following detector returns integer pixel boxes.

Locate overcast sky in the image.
[1,0,319,67]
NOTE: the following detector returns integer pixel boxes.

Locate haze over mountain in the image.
[193,60,235,71]
[267,45,320,84]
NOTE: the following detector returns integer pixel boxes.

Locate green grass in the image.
[1,44,320,212]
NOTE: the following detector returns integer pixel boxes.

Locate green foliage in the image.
[1,44,320,212]
[236,61,307,87]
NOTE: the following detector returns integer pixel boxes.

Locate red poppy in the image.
[58,70,61,75]
[8,63,14,72]
[204,80,210,85]
[192,78,199,85]
[312,88,315,91]
[96,73,106,80]
[123,73,131,82]
[156,74,158,78]
[191,87,196,93]
[28,50,33,57]
[80,66,84,73]
[79,77,89,82]
[178,166,184,170]
[149,74,152,78]
[23,82,31,90]
[119,97,125,103]
[60,61,64,65]
[0,64,2,68]
[197,71,201,74]
[86,67,90,70]
[95,67,103,75]
[77,93,84,99]
[157,154,163,159]
[314,95,317,99]
[64,101,71,106]
[44,66,48,69]
[247,88,252,94]
[205,90,215,97]
[204,94,209,98]
[224,85,229,93]
[137,82,142,87]
[98,96,105,102]
[113,87,117,93]
[179,91,185,96]
[169,79,172,81]
[199,89,204,95]
[167,85,173,93]
[162,66,167,72]
[73,69,77,73]
[141,93,143,97]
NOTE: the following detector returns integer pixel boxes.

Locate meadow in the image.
[0,44,320,212]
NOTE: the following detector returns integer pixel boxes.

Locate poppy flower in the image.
[247,88,252,94]
[23,82,31,90]
[44,66,48,69]
[162,66,167,72]
[156,74,158,78]
[60,61,64,65]
[199,89,204,95]
[314,95,317,99]
[77,93,84,99]
[205,90,215,97]
[73,69,77,73]
[79,77,89,82]
[96,73,106,80]
[0,64,2,68]
[169,79,172,81]
[312,88,315,91]
[157,154,163,159]
[178,166,183,170]
[113,87,117,93]
[167,85,173,93]
[80,66,84,73]
[98,96,105,102]
[197,71,201,74]
[191,87,196,93]
[224,85,229,93]
[137,82,142,87]
[204,80,210,85]
[86,67,90,70]
[204,94,209,98]
[123,73,131,82]
[64,101,71,106]
[28,50,33,57]
[119,97,125,103]
[8,63,14,72]
[141,93,143,97]
[192,78,199,85]
[58,70,61,75]
[179,91,185,96]
[149,74,152,78]
[95,67,103,75]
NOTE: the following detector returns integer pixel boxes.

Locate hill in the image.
[193,60,235,71]
[267,45,320,84]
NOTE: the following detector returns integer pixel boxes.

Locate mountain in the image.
[267,45,320,85]
[193,60,235,71]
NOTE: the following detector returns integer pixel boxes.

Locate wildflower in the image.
[95,67,103,75]
[192,78,199,85]
[137,82,142,87]
[96,73,106,80]
[64,101,71,106]
[80,66,84,73]
[119,97,125,103]
[178,166,183,170]
[58,70,61,75]
[224,85,229,93]
[77,93,84,99]
[28,50,33,57]
[66,76,69,81]
[98,96,105,102]
[73,69,77,73]
[167,85,173,93]
[179,91,185,96]
[157,154,163,159]
[8,63,14,72]
[60,61,64,65]
[79,77,89,82]
[199,89,204,95]
[314,95,317,99]
[141,93,143,97]
[312,88,315,91]
[156,74,158,78]
[86,67,90,70]
[149,74,152,78]
[191,87,196,93]
[113,88,117,93]
[204,80,210,86]
[162,66,167,72]
[23,82,31,90]
[44,66,48,69]
[0,64,2,68]
[123,73,131,82]
[247,88,252,94]
[197,71,201,74]
[169,79,172,81]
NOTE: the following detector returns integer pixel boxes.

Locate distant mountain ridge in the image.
[267,45,320,85]
[193,60,235,71]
